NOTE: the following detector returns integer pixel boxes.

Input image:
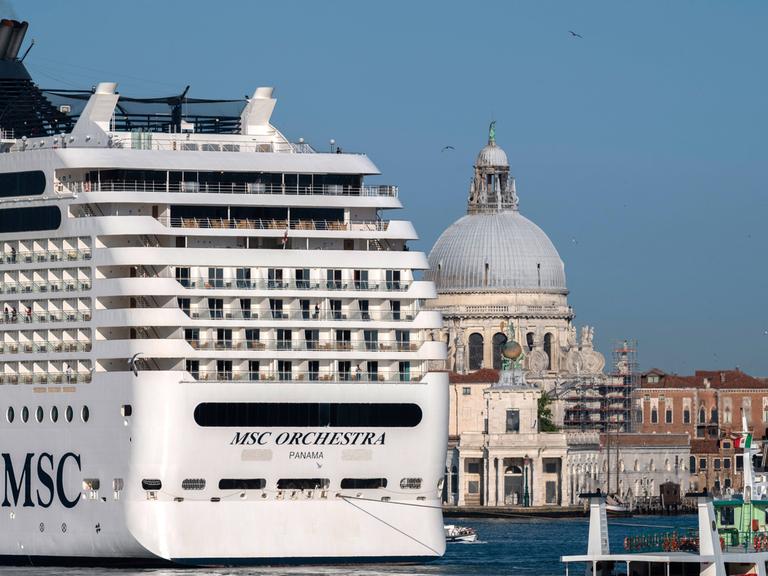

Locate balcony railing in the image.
[184,309,416,322]
[0,372,92,385]
[2,248,92,265]
[0,280,91,295]
[158,216,389,232]
[188,370,424,383]
[0,340,92,354]
[0,310,92,325]
[176,277,408,292]
[185,338,420,352]
[67,180,398,198]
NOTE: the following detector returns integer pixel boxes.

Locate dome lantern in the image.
[468,122,518,214]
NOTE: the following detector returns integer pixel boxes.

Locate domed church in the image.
[426,125,605,390]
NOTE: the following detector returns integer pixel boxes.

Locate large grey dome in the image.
[426,212,567,293]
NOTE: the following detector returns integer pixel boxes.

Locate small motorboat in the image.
[444,524,477,543]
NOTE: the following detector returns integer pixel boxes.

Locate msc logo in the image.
[2,452,81,509]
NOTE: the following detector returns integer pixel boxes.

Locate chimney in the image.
[6,21,28,60]
[0,20,13,58]
[703,378,710,388]
[720,372,726,384]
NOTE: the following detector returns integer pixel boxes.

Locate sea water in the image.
[0,515,696,576]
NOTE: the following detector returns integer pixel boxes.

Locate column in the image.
[457,454,465,506]
[445,454,453,505]
[497,457,504,506]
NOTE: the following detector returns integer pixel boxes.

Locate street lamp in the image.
[523,455,531,507]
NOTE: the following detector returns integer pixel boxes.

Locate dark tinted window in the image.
[277,478,329,490]
[0,171,45,198]
[0,205,60,233]
[194,403,422,428]
[141,479,162,490]
[218,478,266,490]
[341,478,387,489]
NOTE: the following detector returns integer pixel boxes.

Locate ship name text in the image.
[2,452,81,509]
[230,431,386,447]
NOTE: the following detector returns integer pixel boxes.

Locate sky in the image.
[10,1,768,375]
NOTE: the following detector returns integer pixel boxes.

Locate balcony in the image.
[185,308,417,322]
[189,369,425,384]
[158,216,389,232]
[2,248,92,265]
[0,340,92,354]
[69,180,398,198]
[185,338,421,353]
[176,276,409,292]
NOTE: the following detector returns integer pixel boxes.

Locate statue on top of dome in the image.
[488,120,496,144]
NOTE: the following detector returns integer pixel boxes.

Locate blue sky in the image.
[13,1,768,374]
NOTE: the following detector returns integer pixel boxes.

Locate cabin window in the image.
[277,478,329,490]
[6,406,13,423]
[142,479,162,490]
[719,507,734,525]
[194,402,422,428]
[0,171,45,198]
[121,404,132,417]
[65,406,73,422]
[0,205,60,233]
[219,478,266,490]
[50,406,58,423]
[181,479,206,491]
[341,478,387,489]
[399,478,422,489]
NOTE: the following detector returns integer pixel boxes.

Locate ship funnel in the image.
[5,20,28,60]
[0,20,29,61]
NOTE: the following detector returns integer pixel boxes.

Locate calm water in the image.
[1,515,696,576]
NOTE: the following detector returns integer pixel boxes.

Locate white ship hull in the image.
[0,372,448,564]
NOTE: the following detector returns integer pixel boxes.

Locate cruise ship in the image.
[0,20,448,565]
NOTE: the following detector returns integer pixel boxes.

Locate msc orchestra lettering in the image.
[230,430,386,446]
[1,452,81,508]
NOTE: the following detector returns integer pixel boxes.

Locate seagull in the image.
[441,145,455,152]
[127,352,143,377]
[569,30,583,39]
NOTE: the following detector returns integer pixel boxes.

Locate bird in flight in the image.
[442,145,455,152]
[569,30,583,39]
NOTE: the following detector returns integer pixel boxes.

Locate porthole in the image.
[81,405,89,423]
[50,406,58,423]
[6,406,14,423]
[35,406,43,423]
[65,406,73,422]
[21,406,29,423]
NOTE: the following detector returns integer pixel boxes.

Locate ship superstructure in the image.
[0,20,447,565]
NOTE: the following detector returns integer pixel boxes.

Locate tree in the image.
[538,391,558,432]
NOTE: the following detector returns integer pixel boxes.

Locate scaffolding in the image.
[559,339,638,433]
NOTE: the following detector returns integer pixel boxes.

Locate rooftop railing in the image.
[67,180,398,198]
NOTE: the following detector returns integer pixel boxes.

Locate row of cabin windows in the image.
[184,327,412,347]
[143,477,420,492]
[177,267,403,290]
[6,404,89,423]
[177,298,405,320]
[185,360,413,382]
[170,205,346,223]
[468,331,554,371]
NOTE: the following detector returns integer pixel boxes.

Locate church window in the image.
[543,333,553,370]
[710,407,718,424]
[689,456,696,473]
[526,332,534,352]
[492,332,507,370]
[651,406,658,424]
[468,333,483,371]
[699,407,706,424]
[505,410,520,433]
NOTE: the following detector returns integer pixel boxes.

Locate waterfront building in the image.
[444,368,601,507]
[635,368,768,495]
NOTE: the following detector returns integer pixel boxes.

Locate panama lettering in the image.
[2,452,81,508]
[230,431,386,447]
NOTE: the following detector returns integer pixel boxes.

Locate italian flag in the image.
[734,434,752,449]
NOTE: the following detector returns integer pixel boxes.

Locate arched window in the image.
[689,456,696,473]
[699,407,706,424]
[543,333,553,370]
[651,406,658,424]
[526,332,535,352]
[468,333,484,371]
[451,466,458,495]
[492,332,507,370]
[710,407,718,424]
